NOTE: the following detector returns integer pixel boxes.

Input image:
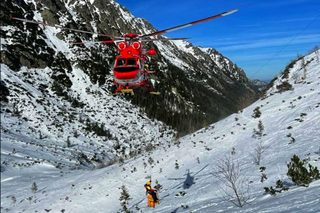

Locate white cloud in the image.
[217,34,320,51]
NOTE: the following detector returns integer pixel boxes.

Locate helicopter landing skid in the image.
[108,92,121,96]
[149,91,161,95]
[109,89,134,96]
[121,89,134,95]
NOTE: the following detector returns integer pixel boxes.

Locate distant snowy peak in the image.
[251,79,268,91]
[252,79,268,86]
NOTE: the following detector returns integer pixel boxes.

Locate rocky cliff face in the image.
[1,0,258,135]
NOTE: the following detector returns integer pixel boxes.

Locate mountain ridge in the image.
[1,0,258,135]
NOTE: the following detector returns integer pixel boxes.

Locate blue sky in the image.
[116,0,320,81]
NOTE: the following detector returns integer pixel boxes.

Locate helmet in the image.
[146,181,151,185]
[145,64,149,68]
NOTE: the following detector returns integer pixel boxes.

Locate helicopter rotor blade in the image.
[141,37,191,42]
[12,17,122,39]
[74,37,190,45]
[72,40,124,45]
[140,8,238,38]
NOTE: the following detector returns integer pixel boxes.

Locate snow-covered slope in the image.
[1,51,319,212]
[0,62,175,167]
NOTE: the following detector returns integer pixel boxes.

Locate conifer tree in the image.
[148,157,154,166]
[31,182,38,193]
[119,185,132,213]
[66,136,71,147]
[287,155,320,187]
[258,120,264,133]
[252,120,264,139]
[252,107,261,118]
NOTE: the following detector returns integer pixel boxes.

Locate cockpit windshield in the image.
[116,58,137,67]
[114,57,139,73]
[116,58,126,67]
[127,58,136,66]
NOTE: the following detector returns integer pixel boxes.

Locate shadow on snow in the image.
[168,164,210,190]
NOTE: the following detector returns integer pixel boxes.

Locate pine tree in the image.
[197,157,200,164]
[31,182,38,193]
[39,130,44,139]
[252,107,261,118]
[252,120,265,139]
[231,147,236,155]
[264,179,289,196]
[148,157,154,166]
[287,155,320,187]
[258,120,264,133]
[66,136,71,147]
[119,185,132,213]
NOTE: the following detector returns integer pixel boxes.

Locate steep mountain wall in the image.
[1,0,258,135]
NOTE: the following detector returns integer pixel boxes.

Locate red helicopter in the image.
[12,8,238,95]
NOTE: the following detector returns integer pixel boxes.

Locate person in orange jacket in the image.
[144,180,159,204]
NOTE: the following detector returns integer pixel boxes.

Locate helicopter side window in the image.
[127,58,137,67]
[116,58,126,67]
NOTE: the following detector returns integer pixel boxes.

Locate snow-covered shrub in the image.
[288,136,296,144]
[175,160,179,170]
[252,107,261,118]
[276,81,293,92]
[6,195,16,207]
[259,167,267,183]
[181,204,189,209]
[287,154,320,187]
[145,143,154,152]
[154,180,163,191]
[264,180,289,196]
[252,120,264,139]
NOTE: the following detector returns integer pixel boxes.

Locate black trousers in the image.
[149,191,158,201]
